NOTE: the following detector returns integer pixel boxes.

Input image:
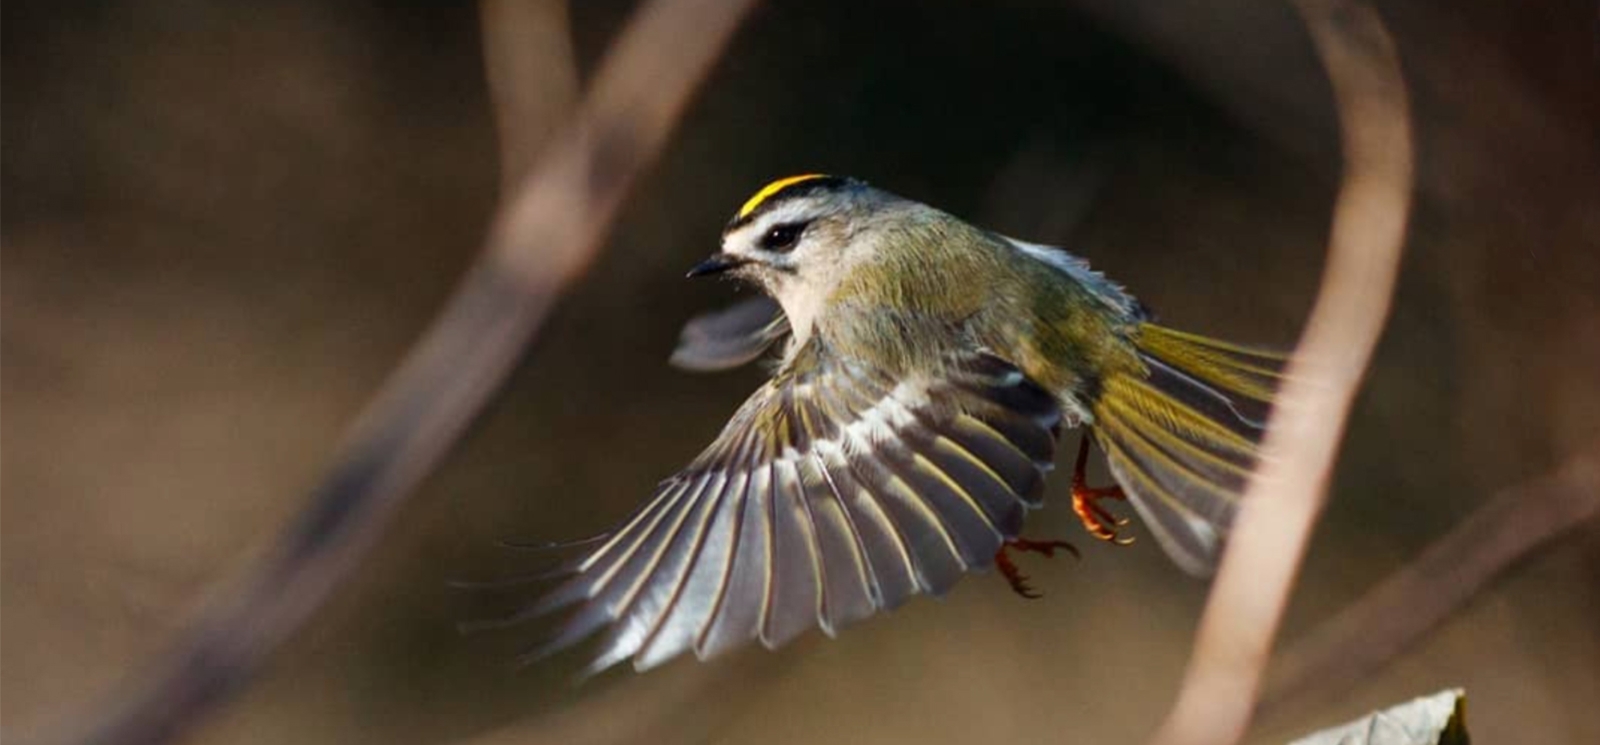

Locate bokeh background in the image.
[4,1,1597,743]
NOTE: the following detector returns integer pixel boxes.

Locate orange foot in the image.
[994,538,1079,599]
[1071,436,1135,545]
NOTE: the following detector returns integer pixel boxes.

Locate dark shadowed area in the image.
[3,1,1596,744]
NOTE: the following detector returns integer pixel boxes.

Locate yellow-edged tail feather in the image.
[1090,323,1283,575]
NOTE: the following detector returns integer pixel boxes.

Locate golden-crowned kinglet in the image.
[525,174,1278,675]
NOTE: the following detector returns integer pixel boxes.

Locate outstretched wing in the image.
[523,346,1062,675]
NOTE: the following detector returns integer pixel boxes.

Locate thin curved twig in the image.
[1256,442,1600,727]
[41,1,757,744]
[480,0,579,191]
[1148,2,1414,744]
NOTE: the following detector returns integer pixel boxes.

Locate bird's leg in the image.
[994,538,1079,599]
[1072,435,1135,545]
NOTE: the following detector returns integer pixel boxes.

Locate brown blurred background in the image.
[3,1,1597,743]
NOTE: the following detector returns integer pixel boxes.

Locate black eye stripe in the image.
[760,221,807,253]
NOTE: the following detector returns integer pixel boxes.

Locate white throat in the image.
[771,277,831,351]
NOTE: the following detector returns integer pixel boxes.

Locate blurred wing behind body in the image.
[669,296,789,372]
[530,346,1061,675]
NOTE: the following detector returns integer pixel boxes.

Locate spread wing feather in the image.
[1089,323,1281,576]
[519,346,1061,674]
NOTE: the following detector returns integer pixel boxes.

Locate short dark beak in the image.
[686,253,749,278]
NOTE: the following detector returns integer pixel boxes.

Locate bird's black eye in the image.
[759,222,807,253]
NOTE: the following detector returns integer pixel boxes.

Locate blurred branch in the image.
[480,0,579,190]
[1149,2,1414,744]
[45,1,756,744]
[1257,442,1600,726]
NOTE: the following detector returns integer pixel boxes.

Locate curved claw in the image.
[1070,436,1137,545]
[994,537,1078,599]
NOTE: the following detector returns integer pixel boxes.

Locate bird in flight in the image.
[494,174,1279,676]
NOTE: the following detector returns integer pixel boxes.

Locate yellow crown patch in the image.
[737,174,831,219]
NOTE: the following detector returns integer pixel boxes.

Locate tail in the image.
[1089,324,1282,576]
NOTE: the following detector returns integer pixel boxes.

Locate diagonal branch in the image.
[1148,2,1415,744]
[1256,442,1600,727]
[41,2,757,744]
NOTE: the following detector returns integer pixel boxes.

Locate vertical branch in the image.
[1148,2,1414,744]
[42,1,757,744]
[480,0,579,191]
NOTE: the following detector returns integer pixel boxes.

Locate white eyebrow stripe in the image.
[726,200,824,246]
